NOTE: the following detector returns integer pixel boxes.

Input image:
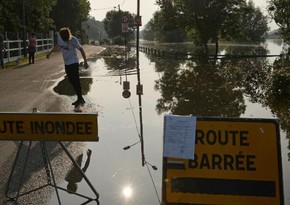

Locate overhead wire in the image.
[127,98,162,205]
[93,0,126,11]
[112,0,161,203]
[122,41,161,204]
[145,162,162,205]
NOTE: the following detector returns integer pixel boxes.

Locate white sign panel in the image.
[163,115,196,159]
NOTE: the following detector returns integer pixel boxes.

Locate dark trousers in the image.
[65,63,83,100]
[28,52,35,64]
[28,46,35,64]
[0,50,4,69]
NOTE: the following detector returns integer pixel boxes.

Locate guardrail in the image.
[139,45,282,60]
[2,32,54,64]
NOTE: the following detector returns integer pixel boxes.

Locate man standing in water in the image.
[46,27,88,107]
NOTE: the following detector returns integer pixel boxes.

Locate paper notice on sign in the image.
[163,115,196,159]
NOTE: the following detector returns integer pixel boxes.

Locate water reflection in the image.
[154,59,246,116]
[122,185,133,199]
[264,58,290,160]
[93,42,290,160]
[51,41,289,204]
[103,57,136,73]
[143,43,290,161]
[65,149,92,193]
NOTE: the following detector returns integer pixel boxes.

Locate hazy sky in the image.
[89,0,159,26]
[89,0,278,30]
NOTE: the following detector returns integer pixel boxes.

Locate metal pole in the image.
[136,0,145,167]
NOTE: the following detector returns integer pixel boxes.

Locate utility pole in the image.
[135,0,145,167]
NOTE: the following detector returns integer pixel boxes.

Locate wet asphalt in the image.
[0,45,103,204]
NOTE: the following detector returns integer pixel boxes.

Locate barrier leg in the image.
[5,141,32,201]
[5,141,100,204]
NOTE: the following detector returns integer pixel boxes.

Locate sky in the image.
[89,0,159,26]
[88,0,278,30]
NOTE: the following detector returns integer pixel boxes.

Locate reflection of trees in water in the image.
[103,57,136,74]
[102,45,290,159]
[263,58,290,160]
[148,44,290,159]
[263,96,290,160]
[154,58,246,117]
[267,39,283,47]
[219,46,271,103]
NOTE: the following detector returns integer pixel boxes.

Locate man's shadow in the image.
[4,141,75,197]
[65,149,92,193]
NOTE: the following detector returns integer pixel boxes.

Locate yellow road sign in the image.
[163,117,284,205]
[0,113,98,141]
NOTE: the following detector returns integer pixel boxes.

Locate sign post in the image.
[122,14,129,33]
[162,117,284,205]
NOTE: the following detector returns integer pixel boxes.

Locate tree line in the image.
[100,0,290,55]
[1,0,290,51]
[140,0,290,55]
[142,0,269,55]
[0,0,90,40]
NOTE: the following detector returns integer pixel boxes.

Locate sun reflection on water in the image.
[122,185,133,199]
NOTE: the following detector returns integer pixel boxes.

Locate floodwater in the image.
[49,39,289,205]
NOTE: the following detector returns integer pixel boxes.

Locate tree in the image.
[156,0,246,54]
[50,0,90,34]
[141,10,189,42]
[0,0,22,32]
[141,19,155,41]
[268,0,290,44]
[102,10,135,44]
[236,0,269,43]
[82,17,107,42]
[0,0,56,33]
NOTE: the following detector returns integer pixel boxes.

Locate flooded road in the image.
[1,42,288,204]
[47,40,289,205]
[48,54,164,205]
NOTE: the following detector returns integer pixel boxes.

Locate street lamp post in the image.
[135,0,145,167]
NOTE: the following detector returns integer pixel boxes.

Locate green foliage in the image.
[154,0,268,52]
[235,0,269,43]
[50,0,90,33]
[0,0,89,35]
[102,38,111,45]
[0,0,21,32]
[112,36,124,45]
[82,17,107,41]
[102,10,135,43]
[155,0,247,52]
[267,58,290,97]
[268,0,290,44]
[269,69,290,97]
[141,11,189,42]
[0,0,56,32]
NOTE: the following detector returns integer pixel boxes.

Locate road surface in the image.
[0,45,103,204]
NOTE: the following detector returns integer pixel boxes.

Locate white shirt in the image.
[57,34,82,65]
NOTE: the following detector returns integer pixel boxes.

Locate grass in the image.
[3,52,47,69]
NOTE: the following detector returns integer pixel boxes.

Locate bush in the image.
[113,36,124,45]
